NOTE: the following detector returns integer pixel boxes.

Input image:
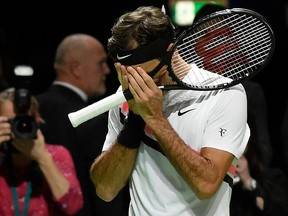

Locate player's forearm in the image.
[145,116,222,199]
[37,151,70,200]
[90,142,137,202]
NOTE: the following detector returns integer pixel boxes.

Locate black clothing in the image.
[281,100,288,176]
[242,80,273,165]
[231,167,288,216]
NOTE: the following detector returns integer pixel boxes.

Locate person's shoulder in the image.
[37,85,84,108]
[212,84,247,110]
[37,85,70,98]
[223,83,246,95]
[36,86,58,102]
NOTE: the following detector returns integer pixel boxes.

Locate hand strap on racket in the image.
[117,110,145,148]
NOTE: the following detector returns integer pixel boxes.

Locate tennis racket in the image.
[68,7,275,127]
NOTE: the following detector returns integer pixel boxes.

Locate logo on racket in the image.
[117,54,132,60]
[195,25,248,74]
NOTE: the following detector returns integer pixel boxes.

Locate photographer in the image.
[0,88,83,216]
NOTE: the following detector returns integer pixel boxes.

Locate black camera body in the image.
[10,65,38,140]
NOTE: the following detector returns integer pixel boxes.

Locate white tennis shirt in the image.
[103,64,250,216]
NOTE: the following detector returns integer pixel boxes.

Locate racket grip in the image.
[68,90,133,128]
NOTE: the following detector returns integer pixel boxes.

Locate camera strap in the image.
[11,182,32,216]
[6,154,32,216]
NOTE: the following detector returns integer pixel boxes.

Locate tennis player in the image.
[90,6,250,216]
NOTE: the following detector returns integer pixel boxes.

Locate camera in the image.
[10,65,38,140]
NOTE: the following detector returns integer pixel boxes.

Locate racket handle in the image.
[68,90,132,127]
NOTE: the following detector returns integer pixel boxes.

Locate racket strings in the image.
[182,15,270,67]
[172,13,273,88]
[178,18,270,75]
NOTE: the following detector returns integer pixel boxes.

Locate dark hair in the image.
[107,6,176,62]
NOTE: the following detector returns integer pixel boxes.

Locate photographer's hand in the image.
[12,129,46,160]
[0,116,12,145]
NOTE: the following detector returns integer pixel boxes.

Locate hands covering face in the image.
[114,62,164,120]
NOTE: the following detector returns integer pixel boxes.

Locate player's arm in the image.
[90,142,137,202]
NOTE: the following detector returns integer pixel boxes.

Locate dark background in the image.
[0,0,287,168]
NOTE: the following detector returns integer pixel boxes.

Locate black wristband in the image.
[117,111,145,148]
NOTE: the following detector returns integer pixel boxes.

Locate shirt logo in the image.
[177,108,195,116]
[219,128,227,137]
[117,54,132,60]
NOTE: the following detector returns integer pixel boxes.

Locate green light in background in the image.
[171,1,224,26]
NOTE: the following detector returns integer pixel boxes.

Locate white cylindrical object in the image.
[68,91,126,127]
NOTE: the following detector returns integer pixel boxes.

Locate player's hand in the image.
[126,66,164,120]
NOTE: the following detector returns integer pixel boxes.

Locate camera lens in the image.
[16,117,33,132]
[10,115,38,140]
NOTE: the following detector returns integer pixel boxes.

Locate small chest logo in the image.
[219,128,227,137]
[178,108,195,116]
